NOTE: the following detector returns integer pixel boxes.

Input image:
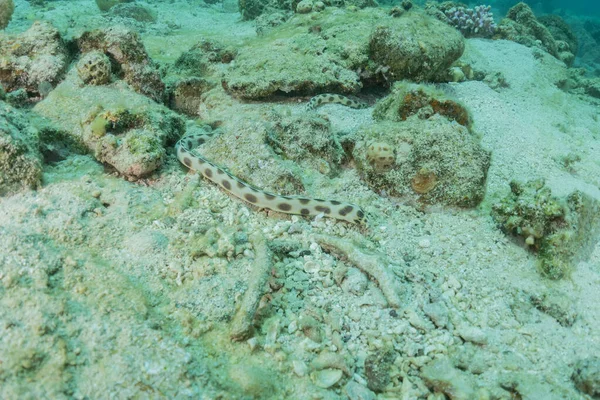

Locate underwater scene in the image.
[1,0,600,398]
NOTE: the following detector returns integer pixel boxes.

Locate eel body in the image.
[176,132,366,225]
[306,94,368,110]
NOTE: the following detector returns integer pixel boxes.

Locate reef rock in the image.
[353,115,489,208]
[497,3,573,64]
[0,0,14,30]
[0,101,43,196]
[34,72,184,179]
[0,22,70,98]
[491,179,600,279]
[224,8,464,99]
[76,25,165,103]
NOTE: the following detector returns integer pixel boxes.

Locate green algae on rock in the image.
[34,74,184,179]
[0,22,70,98]
[0,0,14,30]
[373,81,471,127]
[353,114,489,208]
[76,25,165,103]
[224,8,464,100]
[492,179,600,279]
[0,101,42,196]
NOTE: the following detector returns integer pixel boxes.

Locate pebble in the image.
[344,380,376,400]
[312,368,343,388]
[457,326,488,345]
[364,350,395,392]
[423,302,449,328]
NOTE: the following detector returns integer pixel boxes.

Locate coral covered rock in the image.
[76,51,112,86]
[238,0,376,21]
[76,26,165,103]
[491,179,600,279]
[0,22,70,98]
[497,3,565,61]
[0,0,14,30]
[266,112,344,175]
[0,101,42,196]
[33,73,184,179]
[225,8,464,99]
[353,115,490,207]
[368,13,464,82]
[373,81,471,127]
[95,0,133,12]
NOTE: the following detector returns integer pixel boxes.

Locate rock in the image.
[344,380,376,400]
[95,0,133,12]
[492,179,600,279]
[224,8,463,99]
[0,101,42,196]
[77,26,165,103]
[369,14,464,82]
[530,290,577,327]
[109,3,156,23]
[77,52,112,86]
[538,15,578,57]
[423,302,449,328]
[33,74,184,179]
[311,368,343,388]
[572,357,600,398]
[364,350,394,392]
[497,3,560,60]
[353,113,490,208]
[421,357,476,400]
[0,0,14,30]
[239,0,374,20]
[296,0,313,14]
[0,22,70,97]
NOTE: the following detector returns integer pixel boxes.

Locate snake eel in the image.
[176,130,367,225]
[306,94,368,110]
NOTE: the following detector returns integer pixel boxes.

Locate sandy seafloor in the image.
[1,1,600,399]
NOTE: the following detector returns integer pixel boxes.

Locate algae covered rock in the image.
[353,117,489,207]
[0,21,70,98]
[34,74,184,179]
[373,81,471,127]
[491,179,600,279]
[108,3,156,23]
[224,8,464,99]
[497,3,567,62]
[266,112,344,175]
[76,51,112,86]
[238,0,376,21]
[368,13,464,82]
[166,40,232,115]
[0,0,14,30]
[353,86,489,207]
[77,26,165,103]
[95,0,133,12]
[0,101,42,196]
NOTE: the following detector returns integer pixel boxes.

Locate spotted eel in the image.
[176,132,367,225]
[306,94,368,110]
